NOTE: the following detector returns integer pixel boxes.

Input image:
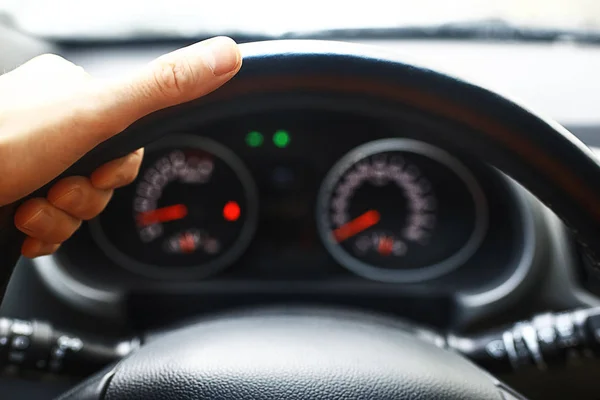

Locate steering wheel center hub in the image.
[75,310,504,400]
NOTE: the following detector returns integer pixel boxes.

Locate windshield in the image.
[1,0,599,39]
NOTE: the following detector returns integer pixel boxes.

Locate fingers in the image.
[21,237,60,259]
[16,149,143,257]
[15,198,81,244]
[90,148,144,189]
[47,176,113,220]
[90,36,242,139]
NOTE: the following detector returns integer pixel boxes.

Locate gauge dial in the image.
[317,139,487,282]
[90,135,258,279]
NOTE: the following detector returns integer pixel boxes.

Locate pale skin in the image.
[0,36,242,258]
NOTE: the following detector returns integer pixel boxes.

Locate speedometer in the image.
[317,139,487,283]
[90,135,258,279]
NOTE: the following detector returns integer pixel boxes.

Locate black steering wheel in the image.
[4,40,600,399]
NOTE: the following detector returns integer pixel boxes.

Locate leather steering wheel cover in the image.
[104,309,503,400]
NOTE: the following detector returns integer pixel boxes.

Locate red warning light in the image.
[378,236,394,256]
[179,233,196,254]
[223,201,241,222]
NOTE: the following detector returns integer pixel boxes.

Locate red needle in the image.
[332,210,380,243]
[137,204,188,226]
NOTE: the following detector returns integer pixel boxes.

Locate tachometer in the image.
[90,135,258,279]
[317,139,487,282]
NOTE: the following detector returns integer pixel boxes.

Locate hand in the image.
[0,37,242,258]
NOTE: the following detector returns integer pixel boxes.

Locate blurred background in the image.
[0,0,599,39]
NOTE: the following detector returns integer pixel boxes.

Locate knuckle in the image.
[30,53,69,66]
[66,203,91,221]
[82,203,104,219]
[61,79,125,143]
[152,58,196,98]
[79,195,110,220]
[56,220,81,243]
[27,54,82,74]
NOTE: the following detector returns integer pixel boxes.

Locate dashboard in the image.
[46,108,534,330]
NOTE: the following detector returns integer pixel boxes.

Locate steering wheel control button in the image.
[11,335,30,350]
[531,313,565,368]
[0,317,139,376]
[57,336,84,351]
[582,308,600,352]
[50,335,86,372]
[505,325,536,370]
[485,340,506,359]
[450,307,600,374]
[0,318,10,348]
[554,313,579,348]
[446,333,512,373]
[10,320,33,336]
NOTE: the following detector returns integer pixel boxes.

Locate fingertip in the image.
[92,37,242,135]
[21,236,41,258]
[134,147,145,159]
[90,150,143,190]
[199,36,242,77]
[21,237,60,258]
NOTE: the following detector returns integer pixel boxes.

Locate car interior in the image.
[2,2,600,399]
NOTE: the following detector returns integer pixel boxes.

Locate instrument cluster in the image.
[57,110,527,291]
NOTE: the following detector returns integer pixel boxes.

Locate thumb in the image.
[0,37,241,205]
[89,36,242,140]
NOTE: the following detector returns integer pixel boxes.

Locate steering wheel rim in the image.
[7,39,600,399]
[50,39,600,259]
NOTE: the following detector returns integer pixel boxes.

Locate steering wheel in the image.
[3,40,600,399]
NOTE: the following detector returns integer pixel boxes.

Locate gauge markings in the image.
[89,136,259,280]
[328,153,437,245]
[316,138,487,283]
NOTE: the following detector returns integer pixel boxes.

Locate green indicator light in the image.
[246,131,264,148]
[273,130,291,148]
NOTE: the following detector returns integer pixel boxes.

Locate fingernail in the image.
[21,208,53,234]
[53,187,83,211]
[204,37,240,76]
